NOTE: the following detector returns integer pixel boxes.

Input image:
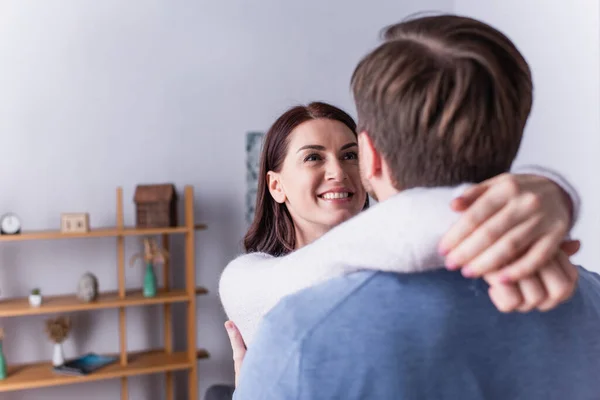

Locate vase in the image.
[52,342,64,367]
[143,262,157,298]
[0,342,7,380]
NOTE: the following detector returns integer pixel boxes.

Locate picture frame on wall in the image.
[245,131,265,225]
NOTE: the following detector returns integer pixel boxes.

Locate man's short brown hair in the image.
[351,14,533,189]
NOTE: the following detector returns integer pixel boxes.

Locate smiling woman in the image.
[244,102,369,256]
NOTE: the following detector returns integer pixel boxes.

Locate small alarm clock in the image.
[0,213,21,235]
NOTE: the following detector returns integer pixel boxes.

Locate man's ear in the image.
[267,171,286,203]
[358,131,382,179]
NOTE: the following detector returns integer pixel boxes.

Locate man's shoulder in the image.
[262,271,381,341]
[263,269,464,341]
[234,271,387,399]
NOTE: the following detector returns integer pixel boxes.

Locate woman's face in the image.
[267,118,367,243]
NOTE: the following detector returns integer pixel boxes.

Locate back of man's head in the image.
[351,14,533,189]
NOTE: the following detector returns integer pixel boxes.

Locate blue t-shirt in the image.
[234,267,600,399]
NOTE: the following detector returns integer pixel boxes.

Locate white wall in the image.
[454,0,600,272]
[0,1,452,398]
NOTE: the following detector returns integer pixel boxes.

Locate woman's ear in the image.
[267,171,286,203]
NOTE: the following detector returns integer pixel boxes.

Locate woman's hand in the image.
[225,320,246,387]
[439,173,575,282]
[438,173,581,312]
[484,248,579,312]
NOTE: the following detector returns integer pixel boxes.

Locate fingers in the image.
[449,183,491,212]
[439,183,509,257]
[536,258,574,312]
[447,208,542,277]
[560,240,581,256]
[488,283,523,313]
[485,251,579,313]
[487,274,548,313]
[516,275,547,312]
[497,222,567,282]
[560,251,580,283]
[225,320,247,386]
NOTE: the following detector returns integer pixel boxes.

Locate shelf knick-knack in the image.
[0,328,7,380]
[129,237,169,298]
[133,184,178,228]
[77,272,99,302]
[29,288,42,307]
[143,263,157,297]
[45,316,71,367]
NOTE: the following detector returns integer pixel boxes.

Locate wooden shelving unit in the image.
[0,185,207,399]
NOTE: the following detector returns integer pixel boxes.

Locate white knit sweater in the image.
[219,167,579,346]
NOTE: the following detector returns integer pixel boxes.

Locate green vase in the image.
[143,262,157,297]
[0,341,7,380]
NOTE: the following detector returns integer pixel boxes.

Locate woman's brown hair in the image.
[244,101,369,256]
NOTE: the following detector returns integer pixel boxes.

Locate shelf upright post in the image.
[184,186,198,400]
[162,230,174,400]
[116,187,128,400]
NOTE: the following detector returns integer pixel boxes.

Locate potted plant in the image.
[29,288,42,307]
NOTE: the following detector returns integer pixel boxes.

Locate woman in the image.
[218,101,580,385]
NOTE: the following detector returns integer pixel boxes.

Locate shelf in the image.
[0,349,208,392]
[0,287,208,318]
[0,186,204,398]
[0,224,207,243]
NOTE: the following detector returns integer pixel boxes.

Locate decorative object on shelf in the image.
[60,213,90,233]
[53,352,117,376]
[246,131,265,225]
[29,288,42,307]
[0,327,7,380]
[77,272,99,302]
[45,316,71,367]
[133,183,178,228]
[129,237,169,297]
[0,212,21,235]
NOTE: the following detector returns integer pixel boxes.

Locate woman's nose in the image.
[325,160,347,181]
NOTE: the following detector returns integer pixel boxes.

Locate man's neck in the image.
[370,183,400,203]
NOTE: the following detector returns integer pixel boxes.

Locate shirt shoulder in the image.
[233,271,379,400]
[262,271,380,340]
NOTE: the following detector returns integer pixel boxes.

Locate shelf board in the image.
[0,287,208,318]
[0,349,206,392]
[0,224,207,243]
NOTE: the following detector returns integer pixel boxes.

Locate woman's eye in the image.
[304,153,322,162]
[343,151,358,160]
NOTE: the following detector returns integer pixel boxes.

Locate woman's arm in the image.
[219,167,579,344]
[219,186,463,344]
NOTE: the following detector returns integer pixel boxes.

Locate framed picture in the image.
[246,131,265,224]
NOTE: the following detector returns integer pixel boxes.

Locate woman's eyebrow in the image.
[296,142,357,153]
[296,144,326,153]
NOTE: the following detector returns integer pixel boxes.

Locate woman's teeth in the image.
[321,192,350,200]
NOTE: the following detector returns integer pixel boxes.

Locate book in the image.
[53,353,117,376]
